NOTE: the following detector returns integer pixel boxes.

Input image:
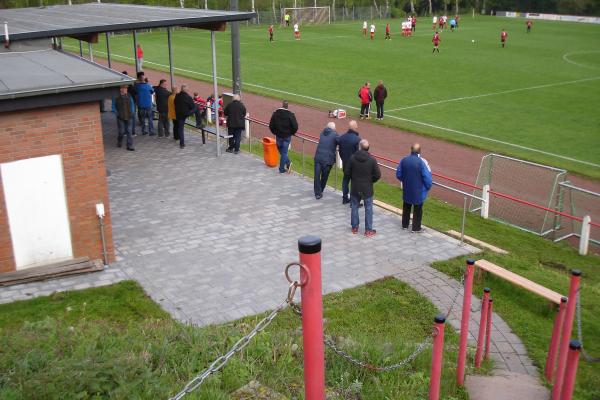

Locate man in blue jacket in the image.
[396,143,432,232]
[338,120,361,204]
[313,122,339,199]
[133,72,155,136]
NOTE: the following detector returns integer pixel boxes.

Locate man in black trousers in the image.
[174,84,196,149]
[224,94,247,154]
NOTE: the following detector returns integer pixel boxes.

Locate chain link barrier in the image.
[576,289,600,363]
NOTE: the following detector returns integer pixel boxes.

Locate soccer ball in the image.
[472,39,475,43]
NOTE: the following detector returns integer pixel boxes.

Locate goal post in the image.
[282,6,331,26]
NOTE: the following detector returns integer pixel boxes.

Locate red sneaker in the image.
[351,227,359,234]
[364,229,377,237]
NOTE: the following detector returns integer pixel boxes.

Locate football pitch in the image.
[71,16,600,178]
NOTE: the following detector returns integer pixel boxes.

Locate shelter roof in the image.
[0,3,255,42]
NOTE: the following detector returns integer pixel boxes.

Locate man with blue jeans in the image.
[133,72,155,136]
[111,85,135,151]
[396,143,432,233]
[345,140,381,236]
[313,122,339,199]
[269,100,298,173]
[338,120,361,204]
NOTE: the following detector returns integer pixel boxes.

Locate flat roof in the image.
[0,3,256,42]
[0,48,132,100]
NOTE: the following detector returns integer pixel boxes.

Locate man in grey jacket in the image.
[313,122,339,199]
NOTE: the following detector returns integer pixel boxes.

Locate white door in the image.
[1,155,73,270]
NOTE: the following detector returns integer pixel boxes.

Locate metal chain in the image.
[444,273,465,320]
[576,289,600,363]
[168,282,298,400]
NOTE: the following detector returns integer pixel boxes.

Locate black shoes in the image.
[127,147,135,151]
[225,148,234,153]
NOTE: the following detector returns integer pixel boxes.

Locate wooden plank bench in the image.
[474,259,563,304]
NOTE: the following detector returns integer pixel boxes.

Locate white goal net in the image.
[282,7,331,25]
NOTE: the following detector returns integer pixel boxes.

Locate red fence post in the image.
[475,288,491,368]
[552,270,581,400]
[457,259,475,386]
[298,236,325,400]
[484,297,493,360]
[545,296,568,382]
[559,340,581,400]
[429,315,446,400]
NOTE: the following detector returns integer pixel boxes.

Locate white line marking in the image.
[386,76,600,112]
[562,50,600,70]
[65,45,600,169]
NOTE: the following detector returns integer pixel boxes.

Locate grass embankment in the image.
[0,279,483,399]
[242,141,600,399]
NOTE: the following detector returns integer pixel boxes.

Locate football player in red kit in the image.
[385,23,391,40]
[526,20,532,33]
[268,25,274,42]
[501,29,507,47]
[432,31,440,53]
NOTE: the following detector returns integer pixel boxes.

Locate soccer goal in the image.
[282,6,331,25]
[553,181,600,249]
[469,154,567,236]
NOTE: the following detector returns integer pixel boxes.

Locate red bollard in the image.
[545,296,568,382]
[552,270,581,400]
[429,315,446,400]
[457,259,475,386]
[475,288,491,368]
[298,236,325,400]
[559,340,582,400]
[484,297,493,360]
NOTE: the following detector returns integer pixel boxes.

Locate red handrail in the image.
[246,117,596,227]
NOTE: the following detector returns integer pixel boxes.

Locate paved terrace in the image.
[0,115,538,377]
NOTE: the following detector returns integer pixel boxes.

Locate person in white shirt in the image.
[362,20,368,37]
[294,23,300,40]
[370,24,375,40]
[432,15,438,30]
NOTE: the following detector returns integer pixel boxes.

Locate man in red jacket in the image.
[358,82,372,120]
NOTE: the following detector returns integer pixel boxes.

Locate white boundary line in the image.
[67,45,600,169]
[386,76,600,112]
[562,50,600,70]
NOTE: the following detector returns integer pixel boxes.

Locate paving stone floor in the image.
[0,115,538,377]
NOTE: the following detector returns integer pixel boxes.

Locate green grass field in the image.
[69,15,600,178]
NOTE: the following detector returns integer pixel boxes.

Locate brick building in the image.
[0,45,131,273]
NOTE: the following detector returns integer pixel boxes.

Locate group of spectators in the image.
[268,101,432,237]
[358,81,388,120]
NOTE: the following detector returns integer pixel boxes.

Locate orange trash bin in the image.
[262,137,278,168]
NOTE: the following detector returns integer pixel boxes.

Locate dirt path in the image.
[107,60,600,222]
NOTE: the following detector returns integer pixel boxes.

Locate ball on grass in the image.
[472,39,475,43]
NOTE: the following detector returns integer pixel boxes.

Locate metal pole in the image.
[79,40,83,57]
[457,259,475,386]
[546,297,568,382]
[429,315,446,400]
[99,217,109,266]
[105,32,112,69]
[211,31,221,157]
[231,0,242,94]
[559,340,582,400]
[88,42,94,62]
[133,31,139,74]
[475,288,491,368]
[484,297,493,360]
[302,139,305,177]
[461,196,467,243]
[167,27,174,89]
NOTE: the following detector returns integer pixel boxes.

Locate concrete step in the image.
[465,371,549,400]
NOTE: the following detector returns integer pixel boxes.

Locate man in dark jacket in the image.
[223,94,247,154]
[373,80,388,120]
[153,79,171,138]
[269,100,298,173]
[396,143,432,232]
[338,120,361,204]
[313,122,339,199]
[111,85,135,151]
[174,84,196,149]
[345,140,381,236]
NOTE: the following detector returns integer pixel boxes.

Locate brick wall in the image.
[0,102,114,273]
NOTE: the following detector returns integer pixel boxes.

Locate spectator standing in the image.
[153,79,171,138]
[223,94,247,154]
[358,82,372,120]
[395,143,432,233]
[269,100,298,173]
[345,139,381,236]
[174,84,196,149]
[111,85,135,151]
[313,122,339,199]
[192,92,206,128]
[373,80,387,120]
[122,70,137,135]
[136,44,144,70]
[168,87,179,140]
[134,72,155,135]
[338,120,361,204]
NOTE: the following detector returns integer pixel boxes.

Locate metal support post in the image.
[559,340,581,400]
[461,196,467,243]
[546,297,567,382]
[210,31,221,157]
[231,0,242,94]
[301,139,305,176]
[167,27,175,89]
[481,184,490,219]
[484,297,493,360]
[457,259,475,386]
[79,40,83,57]
[579,215,591,255]
[105,32,112,68]
[429,315,446,400]
[552,270,581,400]
[88,42,94,62]
[298,236,325,400]
[133,31,139,73]
[475,288,491,367]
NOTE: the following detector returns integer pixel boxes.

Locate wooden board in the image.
[447,230,508,254]
[475,259,563,304]
[373,199,403,216]
[0,257,103,287]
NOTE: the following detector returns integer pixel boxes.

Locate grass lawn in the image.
[0,279,481,399]
[241,138,600,399]
[67,16,600,178]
